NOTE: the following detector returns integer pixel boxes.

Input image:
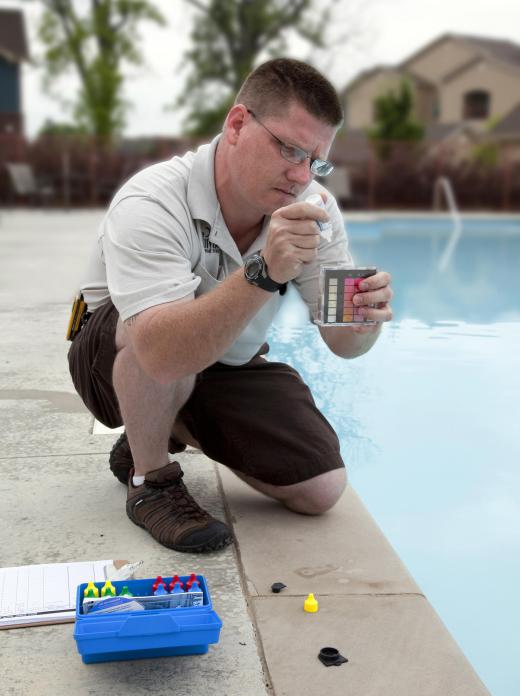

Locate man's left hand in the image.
[350,270,393,333]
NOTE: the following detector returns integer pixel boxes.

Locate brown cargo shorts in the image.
[68,301,345,486]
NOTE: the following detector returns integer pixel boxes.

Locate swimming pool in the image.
[267,215,520,696]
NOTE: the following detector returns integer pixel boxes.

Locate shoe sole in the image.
[126,512,234,553]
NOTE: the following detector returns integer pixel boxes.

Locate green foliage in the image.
[177,0,336,137]
[368,79,424,159]
[471,115,502,167]
[38,118,87,136]
[471,143,499,168]
[37,0,165,143]
[485,114,502,132]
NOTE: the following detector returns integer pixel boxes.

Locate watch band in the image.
[244,254,287,295]
[254,274,285,293]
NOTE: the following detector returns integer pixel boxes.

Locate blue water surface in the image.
[267,216,520,696]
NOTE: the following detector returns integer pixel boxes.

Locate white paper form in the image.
[42,564,70,612]
[0,568,18,617]
[14,565,30,616]
[67,562,106,607]
[27,564,44,614]
[0,560,112,629]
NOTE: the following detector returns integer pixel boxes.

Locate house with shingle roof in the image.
[0,9,29,136]
[337,32,520,166]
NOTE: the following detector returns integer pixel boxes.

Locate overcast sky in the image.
[2,0,520,138]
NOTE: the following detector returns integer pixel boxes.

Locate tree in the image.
[36,0,165,143]
[471,115,502,168]
[471,142,499,168]
[177,0,343,137]
[368,79,424,159]
[38,118,87,136]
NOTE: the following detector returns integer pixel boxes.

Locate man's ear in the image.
[224,104,248,145]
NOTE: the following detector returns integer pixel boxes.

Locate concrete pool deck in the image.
[0,210,490,695]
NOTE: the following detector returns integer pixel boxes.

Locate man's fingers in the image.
[349,270,393,323]
[276,219,325,237]
[357,304,393,323]
[357,271,392,291]
[353,285,393,307]
[274,201,329,223]
[290,233,321,250]
[299,248,318,264]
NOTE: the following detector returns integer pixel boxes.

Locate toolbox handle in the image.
[117,614,181,637]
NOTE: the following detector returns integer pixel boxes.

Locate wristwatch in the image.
[244,254,287,295]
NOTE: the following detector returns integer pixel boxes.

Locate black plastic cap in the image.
[318,646,349,667]
[270,582,287,594]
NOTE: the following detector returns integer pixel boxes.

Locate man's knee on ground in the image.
[282,467,347,515]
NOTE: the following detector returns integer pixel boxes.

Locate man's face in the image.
[232,101,337,215]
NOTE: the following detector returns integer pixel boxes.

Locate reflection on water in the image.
[267,219,520,696]
[346,219,520,324]
[269,317,380,466]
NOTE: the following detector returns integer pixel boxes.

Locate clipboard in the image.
[0,559,130,629]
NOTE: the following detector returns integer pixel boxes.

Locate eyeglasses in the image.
[247,109,334,177]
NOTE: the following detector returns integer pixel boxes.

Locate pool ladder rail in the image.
[433,176,462,272]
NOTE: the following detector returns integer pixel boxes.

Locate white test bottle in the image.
[306,194,333,242]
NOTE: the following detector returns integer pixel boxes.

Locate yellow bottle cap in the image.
[304,593,318,613]
[101,580,116,597]
[84,581,99,598]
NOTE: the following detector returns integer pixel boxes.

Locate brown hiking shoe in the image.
[109,432,187,484]
[126,461,233,553]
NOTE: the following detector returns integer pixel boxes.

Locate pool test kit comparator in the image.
[317,265,377,326]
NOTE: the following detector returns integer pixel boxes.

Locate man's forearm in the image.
[319,323,382,359]
[134,269,272,383]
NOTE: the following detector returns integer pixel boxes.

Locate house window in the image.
[463,90,490,119]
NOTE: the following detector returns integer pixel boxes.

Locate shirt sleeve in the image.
[101,194,201,321]
[293,189,354,321]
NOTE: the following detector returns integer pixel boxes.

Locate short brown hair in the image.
[235,58,343,127]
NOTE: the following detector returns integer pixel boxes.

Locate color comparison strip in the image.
[323,268,377,325]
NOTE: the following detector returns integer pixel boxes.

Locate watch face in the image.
[245,256,263,280]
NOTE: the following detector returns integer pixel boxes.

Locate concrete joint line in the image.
[215,463,275,696]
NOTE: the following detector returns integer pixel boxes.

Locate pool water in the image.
[267,216,520,696]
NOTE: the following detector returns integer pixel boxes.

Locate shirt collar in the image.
[186,134,221,227]
[186,133,249,264]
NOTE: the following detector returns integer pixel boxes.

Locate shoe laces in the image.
[149,475,210,522]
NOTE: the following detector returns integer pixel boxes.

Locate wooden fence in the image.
[1,134,519,210]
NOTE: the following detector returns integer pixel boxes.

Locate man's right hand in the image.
[262,198,329,284]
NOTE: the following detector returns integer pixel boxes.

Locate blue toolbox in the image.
[74,575,222,664]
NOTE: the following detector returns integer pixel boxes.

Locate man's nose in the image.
[286,160,313,186]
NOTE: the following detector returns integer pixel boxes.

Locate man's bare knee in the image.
[282,468,347,515]
[230,467,347,515]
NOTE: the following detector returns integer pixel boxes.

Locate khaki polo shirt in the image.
[80,135,352,366]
